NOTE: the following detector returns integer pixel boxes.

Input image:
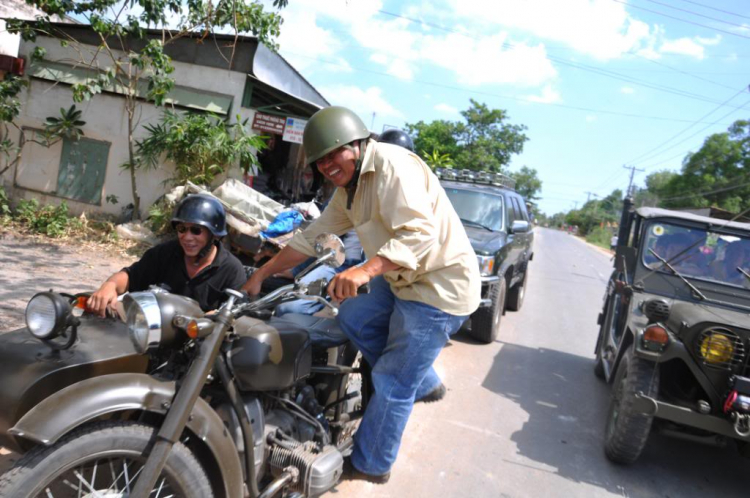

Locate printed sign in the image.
[252,112,286,135]
[282,117,307,144]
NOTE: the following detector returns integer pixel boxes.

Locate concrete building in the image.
[1,22,328,218]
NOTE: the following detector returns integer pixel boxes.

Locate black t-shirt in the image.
[124,239,246,311]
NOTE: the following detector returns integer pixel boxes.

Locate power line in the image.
[673,0,750,21]
[611,0,750,40]
[283,51,741,125]
[658,180,750,202]
[640,0,750,29]
[632,97,750,165]
[375,9,749,110]
[625,87,749,165]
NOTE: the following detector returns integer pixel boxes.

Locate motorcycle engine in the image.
[268,440,343,497]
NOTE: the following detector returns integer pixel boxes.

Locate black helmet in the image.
[378,129,414,152]
[171,194,227,237]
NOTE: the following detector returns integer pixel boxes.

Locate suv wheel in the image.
[604,349,659,464]
[506,269,527,312]
[469,275,506,344]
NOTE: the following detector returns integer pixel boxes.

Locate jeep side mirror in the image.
[511,220,530,234]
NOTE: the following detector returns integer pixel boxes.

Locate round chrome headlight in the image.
[124,292,162,353]
[25,292,72,340]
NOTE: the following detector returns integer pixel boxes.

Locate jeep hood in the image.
[463,225,507,255]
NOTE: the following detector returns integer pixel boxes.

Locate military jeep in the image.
[595,199,750,464]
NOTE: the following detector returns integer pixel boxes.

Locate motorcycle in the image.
[0,233,369,498]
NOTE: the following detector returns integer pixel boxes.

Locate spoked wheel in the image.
[0,421,212,498]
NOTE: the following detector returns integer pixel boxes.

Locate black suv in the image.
[437,169,534,343]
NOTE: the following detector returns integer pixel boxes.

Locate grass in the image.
[585,226,615,251]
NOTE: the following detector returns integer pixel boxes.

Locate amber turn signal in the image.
[186,320,200,339]
[644,325,669,344]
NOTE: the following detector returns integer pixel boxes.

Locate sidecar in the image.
[0,312,147,452]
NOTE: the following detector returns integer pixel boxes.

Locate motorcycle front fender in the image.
[10,373,244,498]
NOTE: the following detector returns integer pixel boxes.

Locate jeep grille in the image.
[694,327,745,371]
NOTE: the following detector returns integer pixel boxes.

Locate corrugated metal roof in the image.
[29,60,233,114]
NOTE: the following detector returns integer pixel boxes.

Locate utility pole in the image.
[584,191,598,203]
[623,164,645,197]
[572,201,578,210]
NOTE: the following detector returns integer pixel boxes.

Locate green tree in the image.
[8,0,287,217]
[640,120,750,213]
[406,99,528,172]
[137,110,266,186]
[511,166,542,201]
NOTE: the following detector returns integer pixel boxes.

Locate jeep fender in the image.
[10,373,244,498]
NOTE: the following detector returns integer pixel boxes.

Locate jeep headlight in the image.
[699,329,736,365]
[477,255,495,276]
[124,292,162,353]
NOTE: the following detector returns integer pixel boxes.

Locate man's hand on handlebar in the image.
[327,266,372,302]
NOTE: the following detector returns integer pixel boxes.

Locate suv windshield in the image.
[444,187,504,232]
[642,221,750,288]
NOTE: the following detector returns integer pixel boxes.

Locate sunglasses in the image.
[176,225,204,236]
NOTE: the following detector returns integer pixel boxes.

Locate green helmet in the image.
[303,106,370,165]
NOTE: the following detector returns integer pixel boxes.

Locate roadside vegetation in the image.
[541,118,750,235]
[0,184,149,257]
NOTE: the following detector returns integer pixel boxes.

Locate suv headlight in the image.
[124,292,162,353]
[477,255,495,276]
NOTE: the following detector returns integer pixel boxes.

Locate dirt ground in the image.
[0,230,138,333]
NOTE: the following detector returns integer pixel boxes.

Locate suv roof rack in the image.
[435,168,516,190]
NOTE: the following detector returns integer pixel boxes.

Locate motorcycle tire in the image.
[330,351,371,449]
[0,421,213,498]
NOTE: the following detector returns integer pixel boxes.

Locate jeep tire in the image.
[506,268,527,312]
[470,275,506,344]
[604,349,659,464]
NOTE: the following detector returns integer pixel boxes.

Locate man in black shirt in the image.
[88,194,245,315]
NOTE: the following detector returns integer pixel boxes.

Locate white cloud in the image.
[445,0,653,60]
[525,84,562,104]
[276,8,348,72]
[435,103,458,114]
[696,35,722,46]
[621,86,635,94]
[586,115,597,122]
[421,32,557,86]
[370,53,389,65]
[659,37,705,59]
[320,85,404,121]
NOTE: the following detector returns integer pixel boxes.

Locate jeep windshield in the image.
[642,221,750,288]
[443,187,503,232]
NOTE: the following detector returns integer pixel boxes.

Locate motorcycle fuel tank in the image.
[228,316,313,391]
[0,316,148,451]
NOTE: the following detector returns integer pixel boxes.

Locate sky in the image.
[267,0,750,215]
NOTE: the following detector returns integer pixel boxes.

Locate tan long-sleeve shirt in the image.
[288,140,480,316]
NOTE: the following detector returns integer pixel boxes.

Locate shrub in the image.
[0,185,10,224]
[15,199,82,237]
[585,226,614,250]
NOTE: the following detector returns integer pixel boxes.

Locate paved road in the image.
[333,228,749,497]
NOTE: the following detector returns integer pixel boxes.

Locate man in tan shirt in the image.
[243,106,480,483]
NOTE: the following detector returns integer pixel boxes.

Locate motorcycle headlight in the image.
[477,255,495,276]
[25,292,73,340]
[124,292,162,354]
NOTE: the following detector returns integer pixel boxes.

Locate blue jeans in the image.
[275,258,361,317]
[337,277,467,475]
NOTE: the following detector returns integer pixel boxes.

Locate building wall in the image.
[3,35,257,217]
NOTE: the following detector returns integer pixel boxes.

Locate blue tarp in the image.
[260,210,304,239]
